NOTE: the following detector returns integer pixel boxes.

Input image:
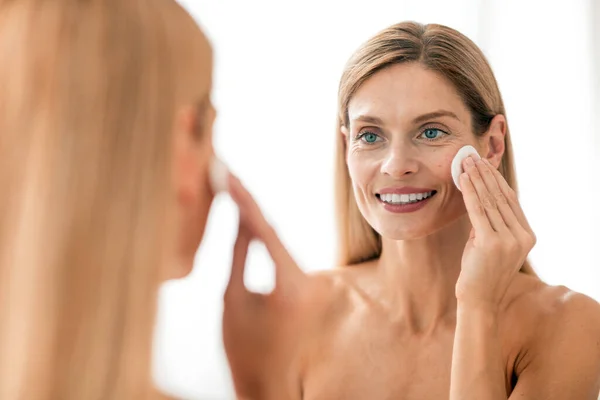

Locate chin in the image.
[370,211,466,241]
[165,258,194,281]
[376,224,438,241]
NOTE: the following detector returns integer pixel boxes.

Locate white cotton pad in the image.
[209,156,229,193]
[451,145,481,191]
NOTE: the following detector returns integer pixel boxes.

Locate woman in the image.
[223,22,600,399]
[0,0,265,398]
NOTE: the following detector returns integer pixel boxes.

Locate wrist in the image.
[456,300,500,319]
[456,302,500,344]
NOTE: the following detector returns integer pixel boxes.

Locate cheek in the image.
[436,153,455,181]
[197,161,215,227]
[188,152,215,246]
[347,151,380,188]
[426,146,458,183]
[181,172,213,262]
[346,157,362,185]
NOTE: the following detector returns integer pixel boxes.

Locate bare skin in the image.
[295,266,597,399]
[158,28,216,400]
[226,183,600,400]
[169,28,217,280]
[223,63,600,399]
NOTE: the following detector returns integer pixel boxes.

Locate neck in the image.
[376,215,472,334]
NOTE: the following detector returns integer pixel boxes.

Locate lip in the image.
[377,186,436,195]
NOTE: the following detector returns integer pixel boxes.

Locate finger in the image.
[476,158,520,231]
[480,159,536,258]
[462,156,507,233]
[227,173,306,290]
[460,171,493,235]
[227,173,271,240]
[484,159,534,234]
[225,218,252,300]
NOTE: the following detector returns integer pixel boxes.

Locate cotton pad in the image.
[209,156,229,193]
[451,145,481,191]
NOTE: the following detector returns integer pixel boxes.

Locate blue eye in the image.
[358,132,381,144]
[420,128,446,141]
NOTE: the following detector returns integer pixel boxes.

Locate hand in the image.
[222,174,310,400]
[456,156,536,309]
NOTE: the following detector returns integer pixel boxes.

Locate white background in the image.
[153,1,600,399]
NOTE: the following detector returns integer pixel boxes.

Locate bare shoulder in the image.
[503,273,600,377]
[292,261,379,338]
[304,264,369,317]
[505,273,600,330]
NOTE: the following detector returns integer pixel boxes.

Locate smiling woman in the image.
[335,23,526,270]
[221,21,600,400]
[340,62,503,248]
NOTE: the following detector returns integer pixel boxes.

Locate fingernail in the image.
[465,156,475,166]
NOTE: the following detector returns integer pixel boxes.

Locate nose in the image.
[380,141,419,178]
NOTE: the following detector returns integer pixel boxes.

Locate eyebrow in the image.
[353,114,385,125]
[412,110,460,124]
[351,109,460,126]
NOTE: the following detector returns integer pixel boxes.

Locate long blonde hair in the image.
[0,0,211,398]
[335,22,534,275]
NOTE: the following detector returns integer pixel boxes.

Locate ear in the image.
[480,114,506,169]
[172,104,205,206]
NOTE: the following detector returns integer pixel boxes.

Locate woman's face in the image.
[344,62,486,240]
[171,38,216,279]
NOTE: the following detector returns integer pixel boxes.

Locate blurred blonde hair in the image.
[0,0,211,398]
[335,21,534,275]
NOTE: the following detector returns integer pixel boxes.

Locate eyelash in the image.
[355,126,450,144]
[418,126,450,141]
[355,131,381,143]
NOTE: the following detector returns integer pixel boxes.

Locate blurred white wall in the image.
[153,1,600,398]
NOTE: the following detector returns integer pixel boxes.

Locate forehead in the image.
[198,30,213,63]
[348,63,470,124]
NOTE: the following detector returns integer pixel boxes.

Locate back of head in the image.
[0,0,211,398]
[335,22,533,275]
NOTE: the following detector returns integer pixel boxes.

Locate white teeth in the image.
[379,191,434,205]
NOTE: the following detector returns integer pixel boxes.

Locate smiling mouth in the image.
[376,190,437,205]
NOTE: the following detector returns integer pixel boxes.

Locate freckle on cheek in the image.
[440,156,454,174]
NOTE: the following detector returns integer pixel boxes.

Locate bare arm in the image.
[452,157,600,399]
[450,303,507,400]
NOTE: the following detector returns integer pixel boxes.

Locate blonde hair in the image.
[0,0,211,398]
[335,22,534,275]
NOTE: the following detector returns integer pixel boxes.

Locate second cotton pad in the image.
[451,145,481,191]
[210,156,229,194]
